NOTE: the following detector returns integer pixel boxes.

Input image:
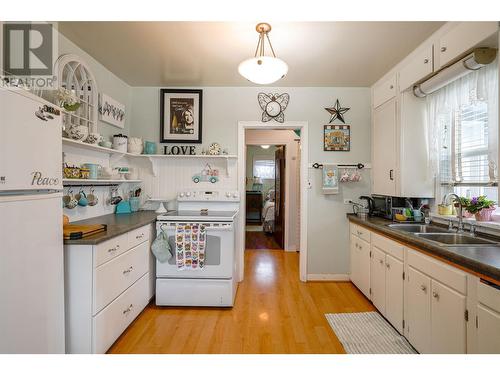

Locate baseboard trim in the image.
[307,273,350,281]
[284,245,297,252]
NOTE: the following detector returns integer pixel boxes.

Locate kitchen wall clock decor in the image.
[324,125,350,151]
[160,89,203,143]
[258,92,289,123]
[325,99,350,124]
[98,93,126,128]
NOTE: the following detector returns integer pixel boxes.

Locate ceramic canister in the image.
[83,164,102,179]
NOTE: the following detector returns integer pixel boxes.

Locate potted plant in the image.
[466,196,496,222]
[454,196,472,218]
[56,88,81,112]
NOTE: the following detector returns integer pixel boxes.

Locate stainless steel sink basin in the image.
[387,224,450,233]
[414,233,498,246]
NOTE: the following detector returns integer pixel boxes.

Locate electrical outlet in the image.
[344,199,352,204]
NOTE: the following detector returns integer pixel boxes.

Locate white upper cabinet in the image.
[437,22,498,69]
[372,98,397,196]
[373,74,397,108]
[398,44,434,92]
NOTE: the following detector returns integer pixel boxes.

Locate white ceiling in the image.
[58,21,444,87]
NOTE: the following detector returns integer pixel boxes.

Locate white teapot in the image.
[127,137,143,154]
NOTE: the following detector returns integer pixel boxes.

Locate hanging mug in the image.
[87,187,99,206]
[77,189,88,207]
[64,189,78,209]
[340,169,350,182]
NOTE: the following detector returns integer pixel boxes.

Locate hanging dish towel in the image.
[150,228,172,263]
[175,223,207,270]
[322,164,339,194]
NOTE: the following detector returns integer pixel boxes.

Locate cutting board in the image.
[63,224,107,240]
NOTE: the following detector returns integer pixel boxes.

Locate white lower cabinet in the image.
[475,280,500,353]
[385,254,404,333]
[407,266,431,353]
[406,249,467,353]
[370,246,386,314]
[350,227,371,299]
[430,279,466,353]
[65,223,154,353]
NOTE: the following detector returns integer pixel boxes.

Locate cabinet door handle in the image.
[389,84,394,89]
[379,259,384,265]
[386,263,390,269]
[123,266,133,275]
[440,46,447,52]
[389,169,394,181]
[432,291,439,299]
[420,285,427,292]
[122,304,133,314]
[424,58,429,64]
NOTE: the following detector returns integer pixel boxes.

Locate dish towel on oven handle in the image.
[151,227,172,263]
[175,223,207,269]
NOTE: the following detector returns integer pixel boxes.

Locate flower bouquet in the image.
[56,88,81,112]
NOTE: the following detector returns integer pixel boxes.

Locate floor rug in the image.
[325,311,417,354]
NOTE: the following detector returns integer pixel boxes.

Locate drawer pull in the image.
[357,230,362,235]
[420,285,427,292]
[386,263,390,269]
[441,46,447,52]
[355,243,359,249]
[108,245,119,253]
[379,259,384,265]
[423,58,429,64]
[389,84,394,89]
[432,291,439,299]
[123,266,134,275]
[136,233,144,240]
[122,304,134,314]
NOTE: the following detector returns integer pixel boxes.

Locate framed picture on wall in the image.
[98,93,126,129]
[160,89,203,143]
[324,124,350,151]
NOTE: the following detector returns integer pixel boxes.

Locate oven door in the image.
[155,221,234,279]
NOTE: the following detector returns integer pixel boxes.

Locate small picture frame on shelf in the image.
[324,124,350,151]
[160,89,203,143]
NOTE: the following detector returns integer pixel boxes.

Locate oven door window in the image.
[167,235,221,266]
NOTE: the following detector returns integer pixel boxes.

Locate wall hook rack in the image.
[312,162,365,170]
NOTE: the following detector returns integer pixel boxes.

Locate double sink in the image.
[387,223,499,246]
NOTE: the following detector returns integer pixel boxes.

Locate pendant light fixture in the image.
[238,23,288,85]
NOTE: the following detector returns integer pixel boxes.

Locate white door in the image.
[0,89,62,191]
[372,98,397,196]
[0,193,65,353]
[430,280,467,353]
[385,254,404,333]
[370,246,386,313]
[477,304,500,354]
[407,266,431,353]
[349,235,360,289]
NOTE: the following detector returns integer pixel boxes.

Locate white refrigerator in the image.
[0,88,65,353]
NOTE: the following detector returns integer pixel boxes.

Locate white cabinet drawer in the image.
[93,234,129,267]
[92,273,149,354]
[371,232,404,260]
[93,241,149,314]
[478,280,500,312]
[351,224,371,243]
[373,74,396,108]
[399,44,433,92]
[407,249,466,294]
[128,224,150,249]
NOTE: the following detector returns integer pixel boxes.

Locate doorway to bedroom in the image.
[244,129,301,253]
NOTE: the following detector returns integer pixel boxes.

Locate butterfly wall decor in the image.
[257,93,290,123]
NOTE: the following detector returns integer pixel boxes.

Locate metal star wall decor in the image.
[325,99,350,124]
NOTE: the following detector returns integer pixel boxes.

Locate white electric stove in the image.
[155,190,240,307]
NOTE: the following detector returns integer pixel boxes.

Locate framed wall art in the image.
[324,124,350,151]
[160,89,203,143]
[98,93,126,129]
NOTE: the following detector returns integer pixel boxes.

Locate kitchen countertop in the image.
[347,214,500,283]
[64,211,158,245]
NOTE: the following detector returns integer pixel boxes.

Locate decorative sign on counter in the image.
[164,145,197,155]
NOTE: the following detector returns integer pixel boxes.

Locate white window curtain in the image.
[426,61,498,188]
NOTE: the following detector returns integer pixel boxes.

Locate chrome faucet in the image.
[404,198,414,211]
[442,193,464,232]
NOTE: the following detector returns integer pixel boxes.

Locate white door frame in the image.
[237,121,308,282]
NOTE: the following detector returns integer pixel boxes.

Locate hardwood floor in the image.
[245,230,282,250]
[108,250,374,354]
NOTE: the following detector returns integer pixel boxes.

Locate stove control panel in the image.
[177,190,240,202]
